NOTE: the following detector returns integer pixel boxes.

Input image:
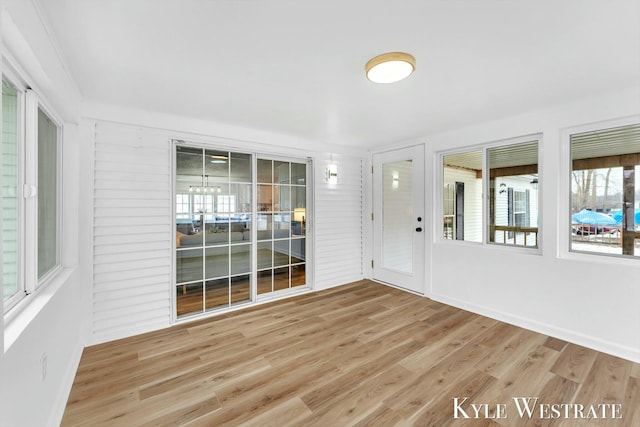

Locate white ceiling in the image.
[35,0,640,149]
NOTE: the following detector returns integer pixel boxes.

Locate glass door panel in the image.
[176,146,253,318]
[382,160,413,273]
[175,147,310,318]
[256,158,308,297]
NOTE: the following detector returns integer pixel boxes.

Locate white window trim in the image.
[436,133,543,255]
[3,71,64,315]
[560,115,640,265]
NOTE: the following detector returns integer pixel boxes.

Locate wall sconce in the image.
[326,164,338,184]
[498,183,507,194]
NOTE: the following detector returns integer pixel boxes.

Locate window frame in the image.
[437,133,542,253]
[2,62,64,314]
[2,71,25,312]
[564,117,640,262]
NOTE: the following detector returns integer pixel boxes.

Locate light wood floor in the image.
[62,280,640,426]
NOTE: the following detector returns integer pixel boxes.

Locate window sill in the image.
[3,266,76,353]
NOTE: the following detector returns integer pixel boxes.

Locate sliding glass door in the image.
[175,145,309,319]
[256,158,307,295]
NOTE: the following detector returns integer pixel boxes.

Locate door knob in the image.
[415,227,423,232]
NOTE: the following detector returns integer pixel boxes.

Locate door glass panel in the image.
[257,241,273,269]
[274,267,289,291]
[176,147,252,318]
[230,153,251,183]
[257,159,272,183]
[177,282,204,317]
[176,149,310,318]
[231,243,251,275]
[257,270,273,294]
[231,275,251,304]
[291,264,305,287]
[205,246,228,279]
[205,278,228,310]
[382,160,413,273]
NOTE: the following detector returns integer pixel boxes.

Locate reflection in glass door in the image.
[175,146,310,319]
[256,158,307,296]
[175,147,252,318]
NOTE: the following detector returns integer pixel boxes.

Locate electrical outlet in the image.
[41,353,47,381]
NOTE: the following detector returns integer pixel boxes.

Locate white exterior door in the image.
[372,145,425,294]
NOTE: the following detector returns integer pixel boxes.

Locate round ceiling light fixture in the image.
[365,52,416,84]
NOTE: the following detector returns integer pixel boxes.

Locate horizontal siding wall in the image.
[90,121,366,343]
[314,155,363,289]
[93,123,173,342]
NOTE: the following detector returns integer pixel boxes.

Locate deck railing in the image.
[493,225,538,247]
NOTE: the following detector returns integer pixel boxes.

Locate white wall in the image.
[425,86,640,362]
[83,117,366,345]
[0,1,87,426]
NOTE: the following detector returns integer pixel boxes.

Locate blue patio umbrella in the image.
[611,208,640,225]
[571,209,618,225]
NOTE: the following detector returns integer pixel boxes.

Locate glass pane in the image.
[274,213,290,239]
[291,238,305,263]
[274,240,289,267]
[257,159,272,183]
[442,150,483,242]
[205,149,229,181]
[274,161,290,184]
[291,162,306,185]
[239,214,251,242]
[205,246,228,279]
[257,241,273,270]
[37,108,58,279]
[274,185,290,211]
[231,244,251,275]
[571,124,640,257]
[2,77,19,301]
[291,187,306,210]
[488,141,538,247]
[257,270,272,295]
[231,275,250,305]
[230,184,251,214]
[176,249,203,283]
[257,214,273,240]
[382,160,413,273]
[205,278,228,310]
[291,264,305,287]
[258,184,273,212]
[230,152,251,183]
[177,282,203,317]
[274,267,289,291]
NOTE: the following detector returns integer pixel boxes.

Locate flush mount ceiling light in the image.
[365,52,416,84]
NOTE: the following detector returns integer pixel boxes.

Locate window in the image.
[2,73,62,313]
[441,138,539,248]
[37,107,59,279]
[442,150,482,242]
[488,141,538,247]
[2,76,20,308]
[570,123,640,258]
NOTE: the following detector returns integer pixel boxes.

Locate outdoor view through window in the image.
[570,123,640,258]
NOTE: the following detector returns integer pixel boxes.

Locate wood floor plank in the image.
[550,342,600,384]
[62,280,640,426]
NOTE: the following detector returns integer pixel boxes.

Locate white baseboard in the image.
[431,292,640,364]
